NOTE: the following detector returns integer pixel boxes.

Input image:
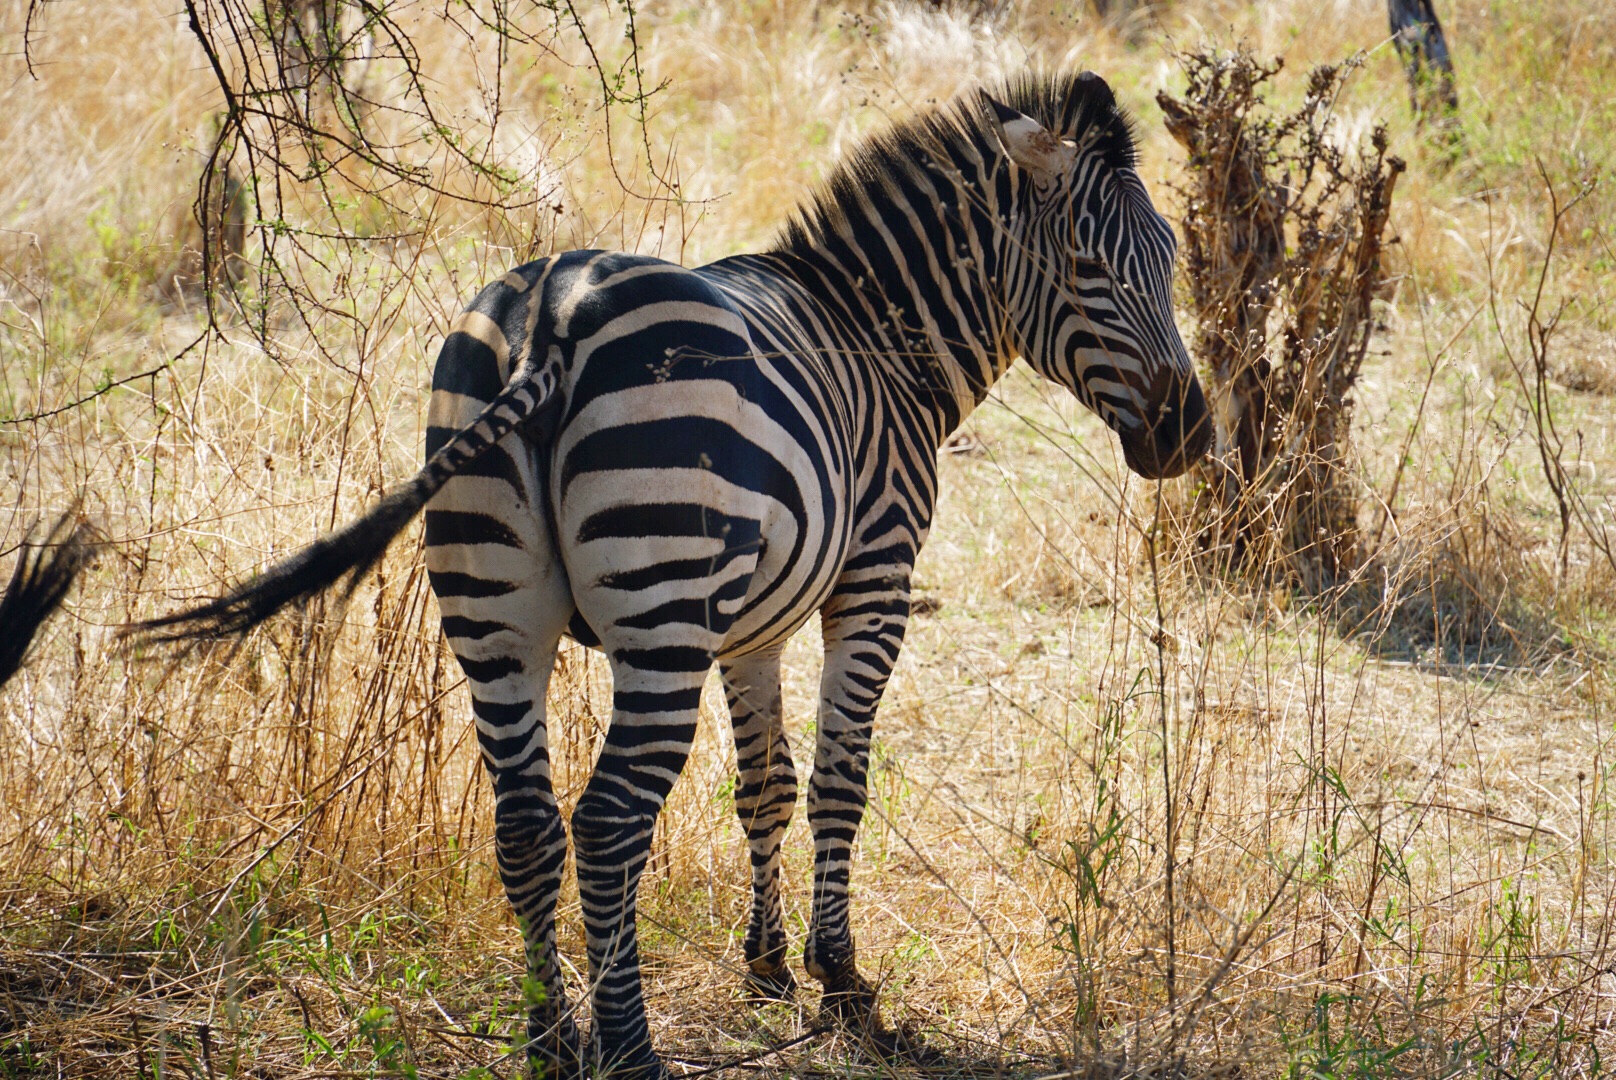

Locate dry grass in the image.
[4,0,1616,1076]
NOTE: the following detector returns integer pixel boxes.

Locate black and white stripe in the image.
[136,71,1211,1078]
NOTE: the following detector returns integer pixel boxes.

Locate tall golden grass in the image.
[4,0,1616,1075]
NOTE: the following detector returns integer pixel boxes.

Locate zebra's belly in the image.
[720,485,850,655]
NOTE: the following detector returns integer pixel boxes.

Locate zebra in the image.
[134,70,1211,1079]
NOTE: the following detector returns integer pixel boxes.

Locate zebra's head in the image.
[985,73,1211,480]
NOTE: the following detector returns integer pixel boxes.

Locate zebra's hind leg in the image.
[432,568,582,1076]
[487,715,581,1078]
[424,461,581,1072]
[436,600,582,1076]
[574,652,714,1080]
[721,650,799,1003]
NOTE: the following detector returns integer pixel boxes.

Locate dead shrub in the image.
[1158,49,1403,590]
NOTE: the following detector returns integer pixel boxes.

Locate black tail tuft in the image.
[127,481,427,644]
[0,510,95,688]
[128,345,561,647]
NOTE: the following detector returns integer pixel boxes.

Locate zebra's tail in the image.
[1,510,95,688]
[127,353,562,644]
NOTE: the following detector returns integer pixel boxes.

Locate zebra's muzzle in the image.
[1118,372,1212,480]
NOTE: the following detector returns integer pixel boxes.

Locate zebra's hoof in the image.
[525,1013,584,1080]
[818,967,880,1031]
[740,962,798,1005]
[589,1033,670,1080]
[859,1020,943,1067]
[818,969,938,1065]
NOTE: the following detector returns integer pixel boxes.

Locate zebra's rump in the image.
[425,250,856,658]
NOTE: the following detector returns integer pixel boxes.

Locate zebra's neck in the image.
[768,138,1018,442]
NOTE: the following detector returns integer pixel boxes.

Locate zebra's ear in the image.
[982,92,1076,178]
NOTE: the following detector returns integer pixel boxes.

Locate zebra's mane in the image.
[774,71,1138,254]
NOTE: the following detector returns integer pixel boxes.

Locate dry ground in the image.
[4,0,1616,1076]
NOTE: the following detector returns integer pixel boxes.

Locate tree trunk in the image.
[1090,0,1156,43]
[1388,0,1459,129]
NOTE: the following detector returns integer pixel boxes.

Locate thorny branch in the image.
[19,0,675,358]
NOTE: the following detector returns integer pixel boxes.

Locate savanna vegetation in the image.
[3,0,1616,1075]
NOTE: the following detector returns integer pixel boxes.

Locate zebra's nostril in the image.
[1168,376,1212,465]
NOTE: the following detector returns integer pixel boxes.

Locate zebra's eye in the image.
[1072,255,1109,276]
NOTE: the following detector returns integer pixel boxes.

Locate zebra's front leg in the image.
[804,592,911,1050]
[573,657,707,1080]
[721,650,799,1003]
